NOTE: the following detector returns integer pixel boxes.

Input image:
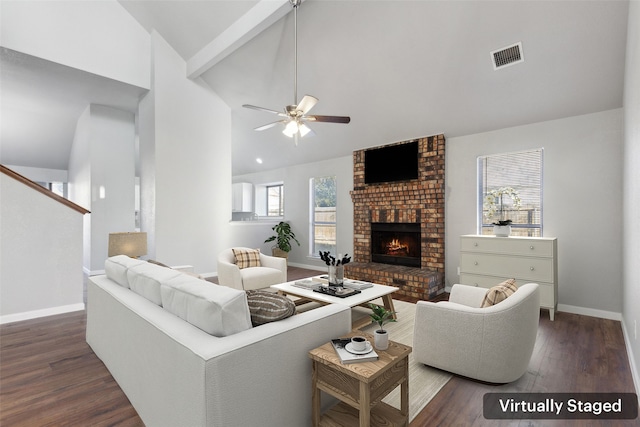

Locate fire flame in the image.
[386,238,408,254]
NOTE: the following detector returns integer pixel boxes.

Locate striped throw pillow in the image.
[481,278,518,308]
[246,290,296,326]
[232,248,261,269]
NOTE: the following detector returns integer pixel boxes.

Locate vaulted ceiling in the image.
[0,1,630,176]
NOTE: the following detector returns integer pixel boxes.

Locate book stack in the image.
[342,279,374,290]
[331,338,378,364]
[292,280,321,290]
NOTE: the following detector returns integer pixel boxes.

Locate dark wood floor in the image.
[1,268,637,426]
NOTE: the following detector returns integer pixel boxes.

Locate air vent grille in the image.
[491,42,524,70]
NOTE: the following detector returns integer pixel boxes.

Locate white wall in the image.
[68,105,137,273]
[68,106,92,269]
[0,0,150,89]
[4,165,67,183]
[446,109,624,317]
[0,173,85,322]
[622,0,640,398]
[232,155,354,270]
[139,32,232,274]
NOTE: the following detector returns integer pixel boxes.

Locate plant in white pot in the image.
[264,221,300,258]
[368,303,396,351]
[483,187,521,237]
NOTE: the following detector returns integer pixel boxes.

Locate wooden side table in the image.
[308,331,412,427]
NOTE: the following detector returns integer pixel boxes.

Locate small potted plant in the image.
[368,303,396,350]
[483,187,521,237]
[264,221,300,258]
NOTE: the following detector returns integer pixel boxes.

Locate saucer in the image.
[345,342,373,355]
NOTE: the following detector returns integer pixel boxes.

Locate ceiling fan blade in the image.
[297,95,318,115]
[306,115,351,124]
[254,120,286,131]
[243,104,287,116]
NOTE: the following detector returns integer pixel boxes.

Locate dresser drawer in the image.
[458,273,555,309]
[461,236,554,257]
[460,253,554,283]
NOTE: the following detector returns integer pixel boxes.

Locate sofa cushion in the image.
[481,278,518,308]
[246,290,296,326]
[161,275,253,336]
[127,262,182,306]
[105,255,146,288]
[232,248,261,269]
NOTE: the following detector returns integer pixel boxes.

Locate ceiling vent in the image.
[491,42,524,70]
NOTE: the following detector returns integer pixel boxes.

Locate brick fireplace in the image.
[345,135,445,300]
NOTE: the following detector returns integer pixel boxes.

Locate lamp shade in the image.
[108,232,147,258]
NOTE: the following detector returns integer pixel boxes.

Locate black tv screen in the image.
[364,141,419,184]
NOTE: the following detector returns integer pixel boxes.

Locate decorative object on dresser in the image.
[459,235,558,320]
[368,303,397,350]
[483,186,522,237]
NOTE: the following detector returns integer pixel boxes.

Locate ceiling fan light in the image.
[283,120,298,137]
[298,122,311,137]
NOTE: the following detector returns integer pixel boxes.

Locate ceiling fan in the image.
[242,0,350,145]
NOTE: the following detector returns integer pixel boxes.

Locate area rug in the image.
[358,299,452,421]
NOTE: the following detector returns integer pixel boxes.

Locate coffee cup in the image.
[351,336,368,352]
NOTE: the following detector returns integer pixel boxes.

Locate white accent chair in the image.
[217,247,287,291]
[413,282,540,383]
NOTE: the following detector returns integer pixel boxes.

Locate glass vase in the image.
[328,265,344,286]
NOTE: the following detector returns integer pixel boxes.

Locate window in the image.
[266,184,284,217]
[310,176,337,256]
[36,181,67,198]
[478,149,543,236]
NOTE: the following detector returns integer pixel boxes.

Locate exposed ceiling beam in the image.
[186,0,292,79]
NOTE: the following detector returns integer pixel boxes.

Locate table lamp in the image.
[108,232,147,258]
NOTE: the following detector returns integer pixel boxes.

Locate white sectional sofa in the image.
[86,256,351,427]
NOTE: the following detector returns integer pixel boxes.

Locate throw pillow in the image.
[481,278,518,308]
[148,259,171,268]
[232,248,261,269]
[245,290,296,326]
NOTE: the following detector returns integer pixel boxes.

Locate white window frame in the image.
[477,148,544,236]
[309,176,337,257]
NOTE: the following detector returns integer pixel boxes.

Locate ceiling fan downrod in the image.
[291,0,301,107]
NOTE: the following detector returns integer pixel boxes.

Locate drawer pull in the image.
[530,266,535,271]
[530,245,535,250]
[474,243,478,247]
[474,261,478,266]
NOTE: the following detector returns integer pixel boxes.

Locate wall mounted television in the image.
[364,140,419,184]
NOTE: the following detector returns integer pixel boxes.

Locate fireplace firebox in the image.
[371,223,421,267]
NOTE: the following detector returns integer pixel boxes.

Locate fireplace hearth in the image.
[371,223,421,267]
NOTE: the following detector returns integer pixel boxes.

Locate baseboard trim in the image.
[0,303,85,325]
[621,320,640,403]
[557,304,622,321]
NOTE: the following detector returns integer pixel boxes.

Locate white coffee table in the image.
[271,278,399,330]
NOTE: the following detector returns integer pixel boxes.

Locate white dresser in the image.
[459,235,558,320]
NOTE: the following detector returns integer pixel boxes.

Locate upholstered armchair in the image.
[217,247,287,291]
[413,282,540,383]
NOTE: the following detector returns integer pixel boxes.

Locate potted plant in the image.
[483,187,521,237]
[264,221,300,258]
[368,303,397,350]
